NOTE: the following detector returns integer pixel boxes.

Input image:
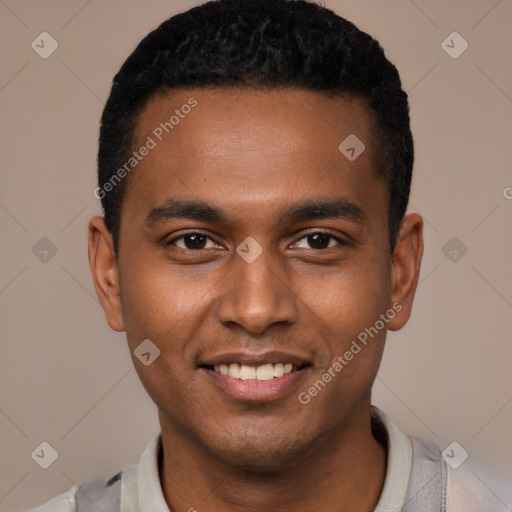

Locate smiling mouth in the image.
[200,362,312,381]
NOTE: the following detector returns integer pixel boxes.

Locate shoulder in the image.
[21,485,78,512]
[445,455,512,510]
[19,433,156,512]
[407,436,512,511]
[20,468,126,512]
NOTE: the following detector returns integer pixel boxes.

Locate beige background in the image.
[1,0,511,509]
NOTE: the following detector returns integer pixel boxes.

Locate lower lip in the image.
[200,366,311,402]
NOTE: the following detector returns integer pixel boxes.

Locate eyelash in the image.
[166,231,347,251]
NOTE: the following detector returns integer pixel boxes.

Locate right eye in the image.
[166,232,223,251]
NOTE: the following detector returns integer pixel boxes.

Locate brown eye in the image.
[294,232,344,250]
[167,232,216,250]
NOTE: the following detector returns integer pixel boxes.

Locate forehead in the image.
[123,87,385,225]
[134,87,376,162]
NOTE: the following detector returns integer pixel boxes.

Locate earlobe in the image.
[387,213,424,331]
[87,216,125,332]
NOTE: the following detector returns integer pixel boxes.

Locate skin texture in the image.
[88,88,423,512]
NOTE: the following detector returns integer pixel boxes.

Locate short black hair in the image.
[97,0,413,258]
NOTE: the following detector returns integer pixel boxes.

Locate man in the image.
[27,0,511,510]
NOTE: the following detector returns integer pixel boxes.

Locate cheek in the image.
[118,261,203,414]
[306,257,391,333]
[118,256,211,340]
[299,254,391,401]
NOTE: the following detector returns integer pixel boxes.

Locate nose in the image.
[216,247,298,334]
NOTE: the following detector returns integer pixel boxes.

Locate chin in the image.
[206,427,314,472]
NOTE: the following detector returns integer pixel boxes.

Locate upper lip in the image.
[198,351,312,368]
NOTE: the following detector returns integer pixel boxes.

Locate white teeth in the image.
[273,363,284,377]
[256,364,275,380]
[240,365,256,380]
[212,362,300,380]
[228,362,241,378]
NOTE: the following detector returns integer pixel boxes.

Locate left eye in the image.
[293,232,344,250]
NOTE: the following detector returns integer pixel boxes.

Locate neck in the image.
[158,401,387,512]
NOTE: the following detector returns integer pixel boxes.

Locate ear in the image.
[387,213,424,331]
[88,216,125,332]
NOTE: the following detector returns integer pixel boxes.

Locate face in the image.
[89,87,423,470]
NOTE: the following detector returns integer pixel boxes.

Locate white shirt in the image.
[23,406,511,512]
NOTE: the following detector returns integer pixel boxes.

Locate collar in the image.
[371,405,413,511]
[130,405,413,512]
[135,431,169,511]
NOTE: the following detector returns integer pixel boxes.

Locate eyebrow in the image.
[144,197,368,227]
